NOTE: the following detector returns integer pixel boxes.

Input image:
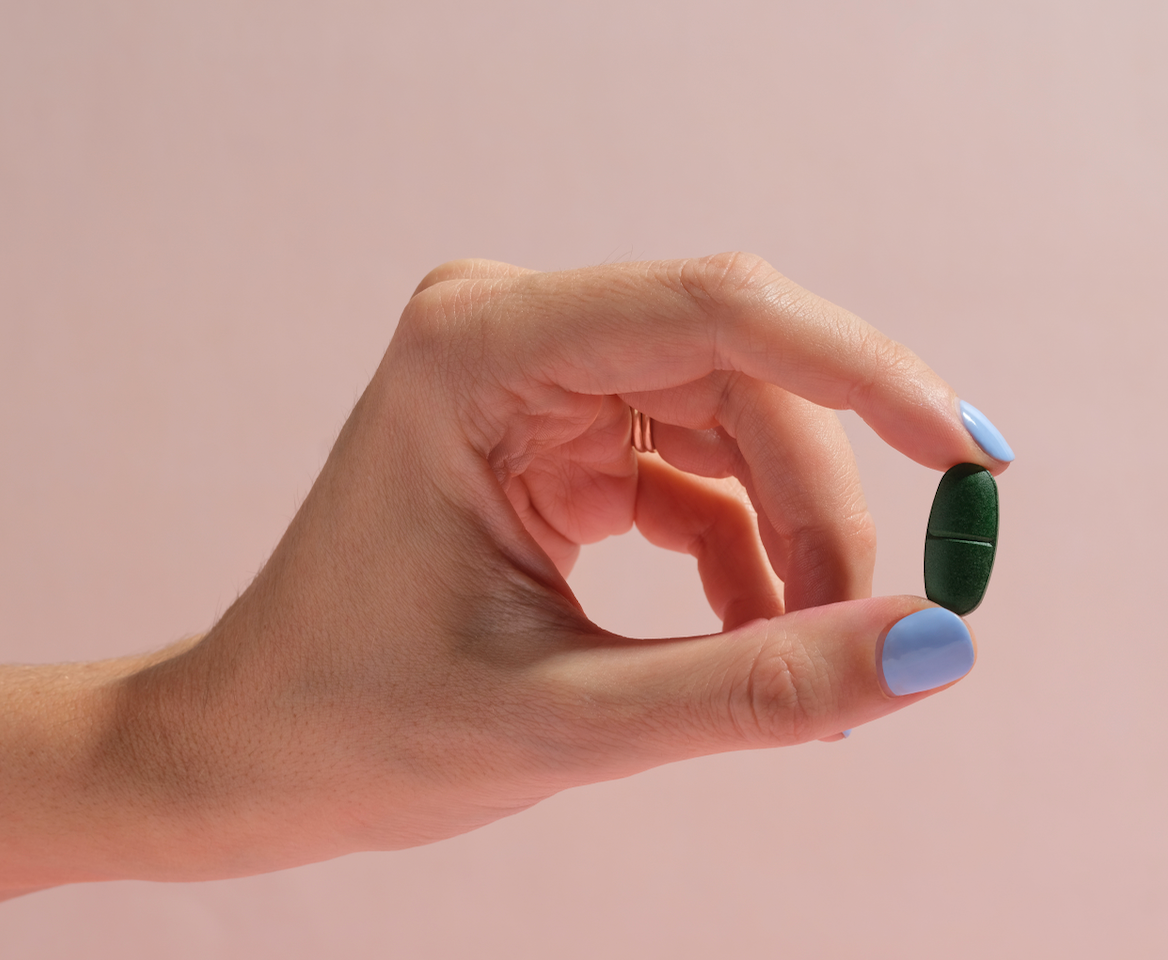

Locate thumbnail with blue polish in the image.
[881,607,975,696]
[959,400,1015,462]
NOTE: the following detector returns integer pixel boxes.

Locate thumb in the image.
[550,598,976,765]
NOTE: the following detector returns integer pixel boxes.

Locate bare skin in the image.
[0,254,1008,900]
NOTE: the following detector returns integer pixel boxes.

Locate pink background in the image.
[2,2,1165,956]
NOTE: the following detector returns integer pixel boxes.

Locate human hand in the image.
[2,253,1011,892]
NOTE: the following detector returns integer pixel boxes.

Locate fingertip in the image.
[958,399,1016,466]
[877,606,976,697]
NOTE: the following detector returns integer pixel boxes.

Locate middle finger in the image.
[625,373,876,611]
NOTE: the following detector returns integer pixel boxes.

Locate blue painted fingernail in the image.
[880,607,975,696]
[959,400,1015,462]
[841,729,852,738]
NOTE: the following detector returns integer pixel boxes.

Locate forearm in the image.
[0,638,203,900]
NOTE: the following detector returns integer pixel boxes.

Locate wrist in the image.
[0,637,233,894]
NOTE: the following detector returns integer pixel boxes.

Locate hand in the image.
[1,253,1007,893]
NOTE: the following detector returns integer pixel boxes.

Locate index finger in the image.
[406,252,1011,473]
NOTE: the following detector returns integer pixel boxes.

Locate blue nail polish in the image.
[841,729,852,738]
[880,607,975,696]
[959,400,1015,462]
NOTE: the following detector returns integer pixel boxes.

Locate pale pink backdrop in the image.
[2,2,1165,957]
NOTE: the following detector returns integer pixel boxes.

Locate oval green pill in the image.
[923,463,999,615]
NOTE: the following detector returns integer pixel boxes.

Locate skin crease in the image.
[0,253,1008,900]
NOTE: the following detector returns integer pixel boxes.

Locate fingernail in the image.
[880,607,975,696]
[959,400,1015,462]
[841,729,852,738]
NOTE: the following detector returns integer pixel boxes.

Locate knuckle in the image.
[678,251,787,307]
[800,501,878,564]
[395,285,455,352]
[412,259,484,297]
[675,253,799,368]
[396,275,494,352]
[391,283,487,399]
[847,326,926,410]
[723,627,830,745]
[776,506,877,608]
[845,508,879,563]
